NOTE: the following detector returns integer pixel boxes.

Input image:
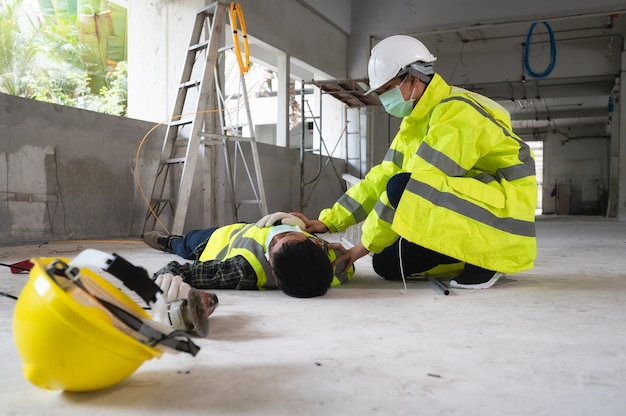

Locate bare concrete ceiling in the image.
[395,13,625,140]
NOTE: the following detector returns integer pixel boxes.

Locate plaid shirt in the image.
[154,240,259,290]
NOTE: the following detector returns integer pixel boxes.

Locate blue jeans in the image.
[170,227,218,260]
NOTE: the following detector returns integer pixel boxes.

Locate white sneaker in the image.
[450,265,504,290]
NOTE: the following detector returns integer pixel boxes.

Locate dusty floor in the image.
[1,216,625,415]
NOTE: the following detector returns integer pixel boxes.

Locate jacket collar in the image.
[409,73,451,120]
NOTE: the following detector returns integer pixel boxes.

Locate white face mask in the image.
[264,224,302,261]
[378,76,415,118]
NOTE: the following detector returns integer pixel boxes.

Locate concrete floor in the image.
[1,216,625,415]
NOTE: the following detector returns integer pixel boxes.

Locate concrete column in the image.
[617,51,626,221]
[347,34,371,79]
[276,52,290,147]
[608,81,619,218]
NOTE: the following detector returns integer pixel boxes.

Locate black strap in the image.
[97,298,201,356]
[105,253,161,304]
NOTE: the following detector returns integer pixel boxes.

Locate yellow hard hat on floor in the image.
[12,250,200,392]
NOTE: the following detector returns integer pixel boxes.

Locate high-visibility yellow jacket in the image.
[319,74,537,273]
[199,223,353,289]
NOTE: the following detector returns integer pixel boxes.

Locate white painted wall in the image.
[127,0,205,122]
[542,136,610,215]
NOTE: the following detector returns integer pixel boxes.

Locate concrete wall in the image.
[0,93,345,245]
[0,93,163,245]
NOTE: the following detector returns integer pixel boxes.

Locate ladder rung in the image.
[165,157,186,164]
[170,118,193,127]
[200,138,223,146]
[223,123,247,129]
[151,198,174,205]
[239,200,263,204]
[199,132,254,142]
[180,80,201,89]
[218,45,234,53]
[197,2,218,16]
[190,40,209,52]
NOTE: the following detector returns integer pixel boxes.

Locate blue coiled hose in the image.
[524,21,556,78]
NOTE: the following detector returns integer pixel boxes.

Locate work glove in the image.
[154,272,191,303]
[255,211,306,229]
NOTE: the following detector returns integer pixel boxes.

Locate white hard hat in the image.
[366,35,437,94]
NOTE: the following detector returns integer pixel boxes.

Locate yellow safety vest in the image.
[199,223,353,290]
[319,74,537,274]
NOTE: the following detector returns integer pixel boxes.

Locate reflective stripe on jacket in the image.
[320,74,537,273]
[199,223,353,289]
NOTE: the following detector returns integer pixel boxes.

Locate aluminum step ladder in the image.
[143,2,268,235]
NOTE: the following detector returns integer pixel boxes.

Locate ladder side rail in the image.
[174,12,206,118]
[143,164,171,232]
[222,136,239,221]
[144,121,190,232]
[171,3,229,234]
[165,10,211,156]
[238,73,268,215]
[213,65,229,136]
[212,62,239,221]
[143,10,210,233]
[234,141,261,205]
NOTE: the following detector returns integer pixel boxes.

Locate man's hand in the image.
[256,212,306,229]
[289,212,329,234]
[332,242,369,274]
[154,272,191,303]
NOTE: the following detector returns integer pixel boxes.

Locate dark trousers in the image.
[170,227,218,260]
[372,173,459,280]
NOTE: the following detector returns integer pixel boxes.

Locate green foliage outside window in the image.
[0,0,127,115]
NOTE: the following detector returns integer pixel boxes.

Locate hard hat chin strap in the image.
[95,294,201,356]
[59,249,201,356]
[70,249,161,304]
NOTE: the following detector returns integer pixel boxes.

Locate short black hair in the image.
[271,238,333,298]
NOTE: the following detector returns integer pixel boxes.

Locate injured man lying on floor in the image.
[143,212,354,299]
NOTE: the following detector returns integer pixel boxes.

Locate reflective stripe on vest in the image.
[384,147,404,168]
[201,224,276,289]
[336,193,369,223]
[404,178,535,237]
